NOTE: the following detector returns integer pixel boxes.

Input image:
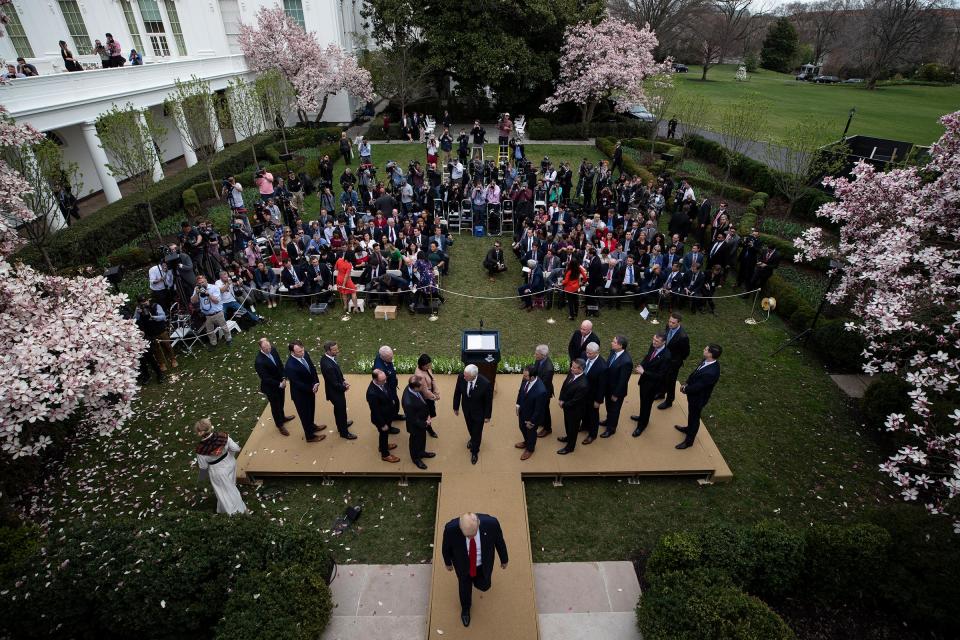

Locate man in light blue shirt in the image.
[191,274,230,348]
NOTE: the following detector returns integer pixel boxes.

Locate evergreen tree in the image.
[760,18,799,73]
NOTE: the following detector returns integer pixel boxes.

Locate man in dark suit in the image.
[518,259,544,310]
[682,244,705,272]
[280,258,308,307]
[696,198,712,247]
[557,359,589,455]
[600,335,633,437]
[283,339,327,441]
[373,345,403,429]
[483,240,508,277]
[675,344,722,449]
[304,256,333,305]
[630,333,671,437]
[657,313,691,409]
[319,340,355,439]
[366,369,400,462]
[707,233,731,270]
[581,342,607,443]
[254,337,295,435]
[401,376,435,469]
[534,345,555,438]
[684,262,707,313]
[737,228,763,288]
[750,244,781,291]
[567,320,599,364]
[515,364,548,459]
[452,364,494,464]
[442,512,509,628]
[514,227,539,260]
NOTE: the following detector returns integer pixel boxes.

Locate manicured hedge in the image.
[861,374,912,432]
[215,562,333,640]
[790,187,833,223]
[363,115,403,140]
[595,137,655,183]
[637,568,795,640]
[0,512,334,640]
[14,131,286,269]
[528,120,653,140]
[527,117,553,140]
[684,174,756,203]
[804,523,891,604]
[685,134,780,195]
[623,138,675,155]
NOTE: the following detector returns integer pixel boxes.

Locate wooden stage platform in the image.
[236,374,732,640]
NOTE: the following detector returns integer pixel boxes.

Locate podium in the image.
[461,330,501,392]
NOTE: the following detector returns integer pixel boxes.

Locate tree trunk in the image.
[313,94,330,123]
[582,100,598,125]
[701,64,710,81]
[206,163,218,200]
[40,245,55,273]
[146,197,161,240]
[250,142,258,168]
[297,109,308,124]
[866,73,879,90]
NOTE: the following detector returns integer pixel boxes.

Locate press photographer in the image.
[134,294,176,374]
[221,176,245,212]
[216,270,263,327]
[191,274,231,348]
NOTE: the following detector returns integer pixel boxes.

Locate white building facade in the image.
[0,0,364,204]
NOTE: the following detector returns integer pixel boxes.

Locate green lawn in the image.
[674,64,958,145]
[51,223,893,564]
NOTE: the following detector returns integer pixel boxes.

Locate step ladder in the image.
[497,144,509,166]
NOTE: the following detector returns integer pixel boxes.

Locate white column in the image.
[211,104,225,152]
[80,121,122,204]
[139,112,165,183]
[177,119,198,167]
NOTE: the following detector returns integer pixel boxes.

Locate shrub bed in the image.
[637,568,795,640]
[595,137,655,183]
[0,512,334,640]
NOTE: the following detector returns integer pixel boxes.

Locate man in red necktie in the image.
[441,512,509,628]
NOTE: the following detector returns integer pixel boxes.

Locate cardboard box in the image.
[375,305,397,320]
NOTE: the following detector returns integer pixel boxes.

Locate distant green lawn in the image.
[674,64,958,145]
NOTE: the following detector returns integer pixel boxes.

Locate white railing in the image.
[1,54,253,130]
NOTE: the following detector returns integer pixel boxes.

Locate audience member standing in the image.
[255,337,294,436]
[373,345,403,427]
[581,343,607,444]
[194,418,246,515]
[284,339,327,442]
[320,340,355,439]
[567,320,599,364]
[675,345,722,449]
[413,354,440,438]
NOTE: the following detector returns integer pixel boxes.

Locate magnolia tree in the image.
[541,17,672,124]
[0,104,144,459]
[795,111,960,533]
[238,5,373,123]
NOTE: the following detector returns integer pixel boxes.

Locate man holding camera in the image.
[217,271,263,325]
[255,169,275,203]
[287,170,305,213]
[222,176,245,212]
[191,274,231,348]
[148,259,174,312]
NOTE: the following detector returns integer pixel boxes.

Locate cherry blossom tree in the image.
[541,17,673,124]
[794,111,960,533]
[0,102,144,459]
[238,5,373,123]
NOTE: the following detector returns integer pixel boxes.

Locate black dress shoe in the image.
[600,430,614,438]
[387,426,401,434]
[676,441,692,449]
[422,451,436,458]
[345,420,354,428]
[340,432,358,440]
[395,414,406,421]
[427,428,439,438]
[471,453,478,465]
[632,426,645,437]
[657,401,672,410]
[461,612,471,627]
[629,415,641,421]
[674,425,688,433]
[598,420,608,426]
[557,447,572,455]
[557,436,569,443]
[283,415,296,422]
[414,460,428,469]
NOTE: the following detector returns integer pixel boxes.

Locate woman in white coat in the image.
[195,418,247,515]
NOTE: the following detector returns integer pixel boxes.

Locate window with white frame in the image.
[137,0,170,56]
[119,0,144,54]
[163,0,186,56]
[283,0,305,29]
[3,3,34,58]
[58,0,92,52]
